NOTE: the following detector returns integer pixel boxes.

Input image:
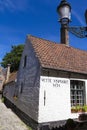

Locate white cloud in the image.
[72,10,85,26]
[0,0,29,12]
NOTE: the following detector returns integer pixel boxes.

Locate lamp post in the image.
[57,0,71,46]
[57,0,87,44]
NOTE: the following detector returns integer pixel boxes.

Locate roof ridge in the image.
[27,34,59,45]
[27,34,87,53]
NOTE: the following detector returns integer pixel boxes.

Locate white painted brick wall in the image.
[38,76,87,123]
[38,76,71,123]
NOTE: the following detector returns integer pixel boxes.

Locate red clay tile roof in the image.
[28,35,87,74]
[7,71,17,84]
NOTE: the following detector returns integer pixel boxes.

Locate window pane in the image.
[70,80,85,107]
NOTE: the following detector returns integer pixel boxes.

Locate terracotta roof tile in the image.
[28,35,87,74]
[7,71,17,83]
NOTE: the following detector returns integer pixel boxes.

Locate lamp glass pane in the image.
[59,6,71,20]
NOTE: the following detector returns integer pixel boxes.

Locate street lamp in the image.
[57,0,87,46]
[57,0,71,45]
[57,0,71,25]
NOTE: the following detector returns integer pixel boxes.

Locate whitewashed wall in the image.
[38,76,87,123]
[38,76,71,123]
[85,80,87,105]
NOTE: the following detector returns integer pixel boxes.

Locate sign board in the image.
[40,76,69,88]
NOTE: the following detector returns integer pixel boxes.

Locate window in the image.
[23,56,27,68]
[70,80,85,107]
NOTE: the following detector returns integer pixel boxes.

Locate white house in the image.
[3,35,87,129]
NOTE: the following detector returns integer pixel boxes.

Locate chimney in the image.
[5,64,11,83]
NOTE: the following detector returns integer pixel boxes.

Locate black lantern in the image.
[57,0,71,25]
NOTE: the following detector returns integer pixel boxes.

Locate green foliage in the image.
[65,118,76,129]
[66,118,75,126]
[1,97,4,103]
[71,105,87,113]
[27,126,32,130]
[0,44,24,72]
[83,105,87,112]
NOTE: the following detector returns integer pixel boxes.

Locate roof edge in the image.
[42,66,87,76]
[27,34,87,53]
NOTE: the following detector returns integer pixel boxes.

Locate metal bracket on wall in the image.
[68,26,87,38]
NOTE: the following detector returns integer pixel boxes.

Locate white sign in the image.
[41,76,69,88]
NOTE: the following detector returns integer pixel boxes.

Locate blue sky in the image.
[0,0,87,63]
